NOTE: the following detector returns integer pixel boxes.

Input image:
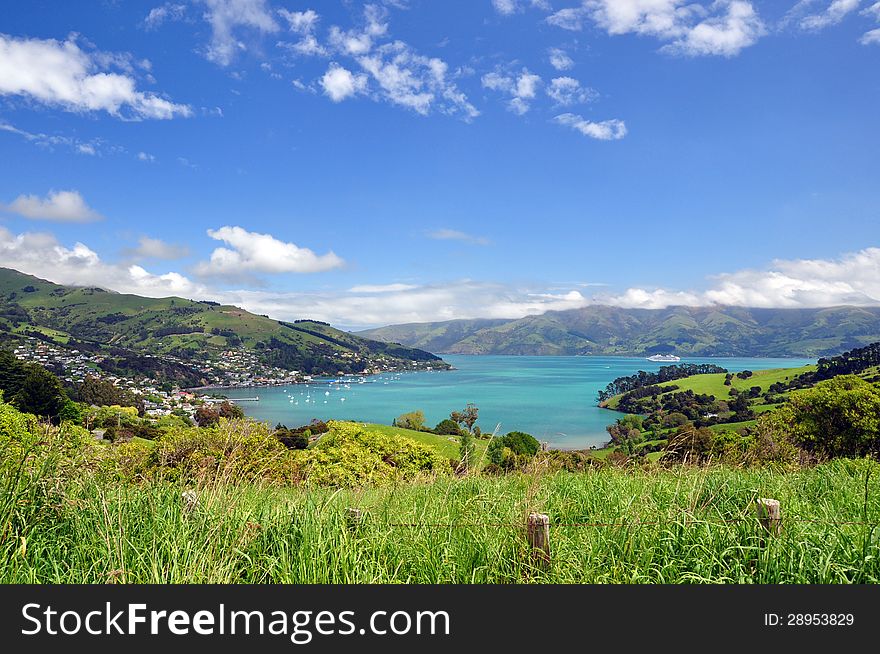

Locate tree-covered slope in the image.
[0,268,447,378]
[359,305,880,357]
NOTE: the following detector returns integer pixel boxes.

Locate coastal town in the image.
[9,334,434,420]
[9,336,306,419]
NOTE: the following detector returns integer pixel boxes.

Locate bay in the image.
[221,355,815,449]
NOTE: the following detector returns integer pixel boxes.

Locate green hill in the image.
[359,305,880,357]
[602,365,816,410]
[0,268,448,384]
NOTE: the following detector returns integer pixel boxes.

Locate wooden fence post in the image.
[527,513,551,568]
[346,508,363,532]
[757,498,781,537]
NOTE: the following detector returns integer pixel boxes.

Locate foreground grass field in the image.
[4,460,879,584]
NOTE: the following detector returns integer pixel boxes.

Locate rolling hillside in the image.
[358,305,880,357]
[0,268,448,382]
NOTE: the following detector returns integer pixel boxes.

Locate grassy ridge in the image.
[603,365,815,410]
[4,461,880,583]
[360,305,880,357]
[357,423,488,461]
[0,267,446,376]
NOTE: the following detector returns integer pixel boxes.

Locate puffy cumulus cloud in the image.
[3,190,103,223]
[427,229,491,246]
[280,4,477,120]
[195,226,344,277]
[481,68,542,115]
[199,0,280,66]
[548,47,575,70]
[546,77,597,106]
[554,113,627,140]
[597,248,880,310]
[546,0,765,56]
[220,282,592,329]
[661,0,765,57]
[0,227,208,299]
[0,34,191,119]
[320,63,367,101]
[701,248,880,308]
[123,236,190,261]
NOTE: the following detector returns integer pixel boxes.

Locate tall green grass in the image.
[3,459,879,584]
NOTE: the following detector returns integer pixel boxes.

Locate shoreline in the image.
[186,366,456,394]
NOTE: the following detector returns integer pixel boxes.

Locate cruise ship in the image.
[646,354,681,362]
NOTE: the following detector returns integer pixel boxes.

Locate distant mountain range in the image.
[357,305,880,358]
[0,268,446,383]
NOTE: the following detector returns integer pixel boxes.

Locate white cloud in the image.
[199,0,280,66]
[546,77,597,106]
[661,0,766,57]
[491,0,552,14]
[595,248,880,310]
[124,236,189,260]
[144,3,187,30]
[2,226,880,328]
[3,190,103,223]
[554,113,627,140]
[861,2,880,43]
[137,151,156,162]
[0,229,207,298]
[349,283,418,293]
[356,43,479,119]
[307,6,478,119]
[278,8,320,33]
[328,3,388,55]
[547,0,765,56]
[195,226,344,277]
[222,282,593,328]
[482,68,542,114]
[0,122,112,156]
[546,7,589,31]
[797,0,861,31]
[320,63,368,102]
[492,0,520,14]
[277,8,327,56]
[428,229,491,246]
[0,34,191,119]
[548,47,575,70]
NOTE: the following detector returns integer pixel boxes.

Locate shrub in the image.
[153,420,292,483]
[662,424,715,464]
[761,376,880,458]
[487,431,541,469]
[275,427,309,450]
[393,410,425,431]
[434,419,462,436]
[294,421,452,487]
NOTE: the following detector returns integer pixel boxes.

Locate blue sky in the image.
[1,0,879,328]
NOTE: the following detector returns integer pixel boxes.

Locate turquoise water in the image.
[222,355,815,449]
